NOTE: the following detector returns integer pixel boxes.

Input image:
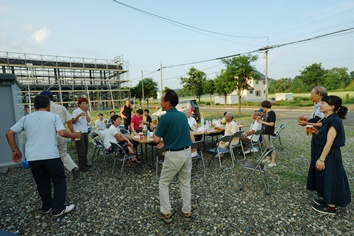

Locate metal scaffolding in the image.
[0,51,131,110]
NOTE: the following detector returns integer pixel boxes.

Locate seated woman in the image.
[103,114,140,165]
[130,109,143,132]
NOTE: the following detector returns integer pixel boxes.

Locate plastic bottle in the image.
[201,116,204,127]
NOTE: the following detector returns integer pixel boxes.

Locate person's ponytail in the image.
[337,106,348,119]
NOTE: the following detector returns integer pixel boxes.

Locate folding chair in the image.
[110,142,138,179]
[249,130,263,157]
[239,147,275,195]
[271,123,286,150]
[230,130,246,162]
[191,140,206,178]
[207,134,234,170]
[91,136,112,170]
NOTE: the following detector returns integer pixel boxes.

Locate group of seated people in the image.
[92,108,263,168]
[218,110,262,154]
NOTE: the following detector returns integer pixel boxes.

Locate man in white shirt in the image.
[240,110,262,153]
[185,110,197,130]
[95,113,107,138]
[6,95,80,217]
[40,90,80,180]
[219,112,239,148]
[72,97,91,172]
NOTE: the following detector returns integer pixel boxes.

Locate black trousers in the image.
[29,158,67,215]
[124,116,131,130]
[75,133,89,169]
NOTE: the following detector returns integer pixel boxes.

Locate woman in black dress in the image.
[307,95,351,215]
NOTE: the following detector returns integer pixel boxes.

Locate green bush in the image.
[343,93,354,104]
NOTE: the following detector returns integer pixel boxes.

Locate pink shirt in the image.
[131,115,143,131]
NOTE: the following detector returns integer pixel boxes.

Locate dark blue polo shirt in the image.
[155,108,192,150]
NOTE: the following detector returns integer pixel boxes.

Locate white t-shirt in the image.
[72,107,90,133]
[225,120,239,145]
[50,101,71,124]
[49,101,72,146]
[187,117,197,129]
[103,125,121,149]
[10,111,64,161]
[95,120,106,131]
[247,120,262,142]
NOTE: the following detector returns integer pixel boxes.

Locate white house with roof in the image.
[214,71,267,104]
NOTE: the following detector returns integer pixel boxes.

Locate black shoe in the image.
[313,198,326,206]
[85,163,93,168]
[311,203,336,215]
[72,167,80,180]
[79,167,89,172]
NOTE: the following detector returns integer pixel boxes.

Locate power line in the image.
[111,0,268,39]
[161,26,354,70]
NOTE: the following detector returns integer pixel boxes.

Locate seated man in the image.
[106,111,116,128]
[95,113,106,138]
[143,109,152,131]
[218,112,239,149]
[240,110,262,154]
[185,110,197,130]
[103,115,140,166]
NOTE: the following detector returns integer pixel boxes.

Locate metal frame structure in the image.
[0,51,131,110]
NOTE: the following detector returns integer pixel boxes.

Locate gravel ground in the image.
[1,119,354,235]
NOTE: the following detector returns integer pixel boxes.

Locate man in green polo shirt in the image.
[151,89,192,223]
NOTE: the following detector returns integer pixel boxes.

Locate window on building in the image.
[255,80,259,84]
[263,81,265,84]
[255,90,262,97]
[249,90,253,94]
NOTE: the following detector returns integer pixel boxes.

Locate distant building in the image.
[214,71,267,104]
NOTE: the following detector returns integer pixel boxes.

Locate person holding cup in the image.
[72,97,92,172]
[307,96,350,215]
[6,95,80,217]
[298,86,327,163]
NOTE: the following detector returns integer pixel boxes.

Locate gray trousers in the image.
[57,135,78,172]
[159,148,192,214]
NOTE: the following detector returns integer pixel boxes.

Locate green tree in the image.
[214,71,236,105]
[289,76,312,93]
[299,63,326,86]
[131,77,158,107]
[269,77,292,93]
[323,67,351,90]
[203,79,215,105]
[180,67,207,103]
[221,55,259,113]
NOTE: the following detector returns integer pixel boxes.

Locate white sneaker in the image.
[53,204,75,217]
[244,150,251,154]
[268,163,277,168]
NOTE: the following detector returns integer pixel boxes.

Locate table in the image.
[126,134,157,167]
[193,127,225,150]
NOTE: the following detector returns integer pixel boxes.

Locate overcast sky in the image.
[1,0,354,90]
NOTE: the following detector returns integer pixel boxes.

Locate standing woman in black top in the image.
[257,100,277,167]
[120,99,133,130]
[307,95,350,215]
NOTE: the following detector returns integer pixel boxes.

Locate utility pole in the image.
[265,49,269,100]
[26,63,33,113]
[141,70,144,108]
[160,63,163,98]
